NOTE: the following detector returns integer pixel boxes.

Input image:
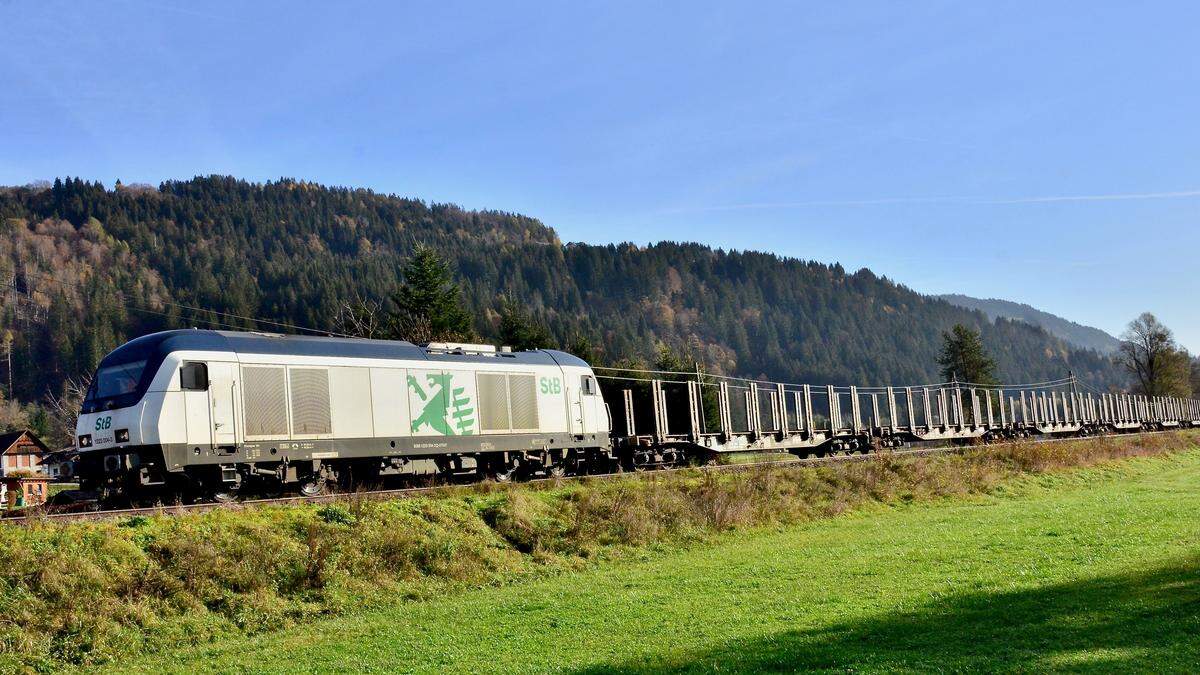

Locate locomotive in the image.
[74,330,610,501]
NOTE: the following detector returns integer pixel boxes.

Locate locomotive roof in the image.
[100,329,590,368]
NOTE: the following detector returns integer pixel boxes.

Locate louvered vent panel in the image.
[477,373,511,432]
[508,374,540,431]
[244,366,288,437]
[289,368,332,435]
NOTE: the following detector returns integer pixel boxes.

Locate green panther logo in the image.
[408,372,476,435]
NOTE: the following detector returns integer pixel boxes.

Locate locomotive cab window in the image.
[180,362,209,391]
[581,375,599,395]
[89,359,148,400]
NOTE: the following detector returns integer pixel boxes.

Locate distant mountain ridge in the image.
[937,294,1121,354]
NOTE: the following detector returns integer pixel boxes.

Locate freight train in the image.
[73,329,1200,503]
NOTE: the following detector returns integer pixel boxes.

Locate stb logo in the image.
[95,416,113,431]
[408,372,475,436]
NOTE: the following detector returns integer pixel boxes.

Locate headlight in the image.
[78,434,92,448]
[115,429,130,443]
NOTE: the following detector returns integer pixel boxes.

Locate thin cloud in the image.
[981,189,1200,204]
[659,196,973,214]
[662,188,1200,214]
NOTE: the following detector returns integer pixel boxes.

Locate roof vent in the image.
[426,342,499,355]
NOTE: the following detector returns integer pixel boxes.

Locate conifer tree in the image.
[938,324,998,425]
[937,324,996,385]
[390,244,475,343]
[498,294,553,351]
[565,333,600,365]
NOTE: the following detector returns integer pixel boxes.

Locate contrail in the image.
[980,189,1200,204]
[658,196,973,213]
[663,188,1200,213]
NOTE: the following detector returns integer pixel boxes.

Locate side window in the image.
[180,362,209,391]
[581,375,599,396]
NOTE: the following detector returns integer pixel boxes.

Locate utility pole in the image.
[952,371,963,426]
[2,330,11,400]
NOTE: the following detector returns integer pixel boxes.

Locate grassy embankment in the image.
[1,432,1197,672]
[131,441,1200,673]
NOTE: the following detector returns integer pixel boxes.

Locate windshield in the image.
[87,360,148,401]
[79,333,173,413]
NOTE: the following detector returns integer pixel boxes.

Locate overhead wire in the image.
[595,364,1079,394]
[13,267,355,338]
[12,266,1167,401]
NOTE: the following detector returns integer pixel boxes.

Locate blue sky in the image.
[3,1,1199,350]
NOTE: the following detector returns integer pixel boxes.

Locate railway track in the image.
[3,429,1176,526]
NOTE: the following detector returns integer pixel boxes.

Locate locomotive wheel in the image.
[210,487,240,504]
[485,456,518,483]
[298,477,327,497]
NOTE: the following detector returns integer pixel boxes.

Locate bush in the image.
[315,504,355,526]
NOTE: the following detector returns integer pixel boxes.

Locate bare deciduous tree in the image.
[43,376,90,448]
[332,293,389,340]
[332,293,438,344]
[1119,313,1192,397]
[392,314,435,345]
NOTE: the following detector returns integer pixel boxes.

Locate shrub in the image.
[316,504,355,526]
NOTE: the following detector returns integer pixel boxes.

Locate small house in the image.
[2,475,50,509]
[0,430,49,477]
[41,448,77,480]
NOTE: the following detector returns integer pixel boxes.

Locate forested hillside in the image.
[0,176,1125,407]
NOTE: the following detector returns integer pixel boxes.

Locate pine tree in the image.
[565,333,600,365]
[937,324,997,385]
[938,324,998,425]
[390,244,475,343]
[498,294,553,351]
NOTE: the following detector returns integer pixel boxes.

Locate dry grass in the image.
[0,431,1195,672]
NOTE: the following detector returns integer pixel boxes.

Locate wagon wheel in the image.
[632,453,649,472]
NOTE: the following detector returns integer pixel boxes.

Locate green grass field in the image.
[118,449,1200,674]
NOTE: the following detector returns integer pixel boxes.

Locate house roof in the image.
[42,447,78,462]
[0,430,50,455]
